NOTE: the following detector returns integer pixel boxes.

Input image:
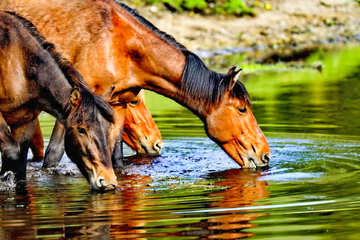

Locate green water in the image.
[1,44,360,239]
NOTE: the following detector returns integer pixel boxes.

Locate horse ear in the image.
[226,67,242,90]
[101,86,115,102]
[70,88,82,106]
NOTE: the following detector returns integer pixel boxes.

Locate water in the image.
[1,44,360,239]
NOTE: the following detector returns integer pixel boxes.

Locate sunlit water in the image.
[1,45,360,239]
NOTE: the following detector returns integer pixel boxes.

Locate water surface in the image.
[1,44,360,239]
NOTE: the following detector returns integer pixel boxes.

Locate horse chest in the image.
[0,97,40,125]
[1,107,40,125]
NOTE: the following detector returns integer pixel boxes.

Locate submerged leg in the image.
[10,119,38,181]
[112,139,123,168]
[29,118,44,162]
[43,120,65,168]
[0,112,21,186]
[110,106,127,169]
[0,111,37,188]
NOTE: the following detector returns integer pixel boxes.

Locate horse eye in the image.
[78,127,87,135]
[129,101,139,106]
[238,107,247,114]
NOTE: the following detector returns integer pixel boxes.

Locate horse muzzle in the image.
[96,177,117,191]
[243,152,271,168]
[221,140,271,168]
[90,174,118,191]
[139,139,163,155]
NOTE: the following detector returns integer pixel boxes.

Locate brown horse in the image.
[122,90,163,154]
[30,89,163,164]
[2,0,270,168]
[0,11,117,191]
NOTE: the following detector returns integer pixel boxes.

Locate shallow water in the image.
[1,44,360,239]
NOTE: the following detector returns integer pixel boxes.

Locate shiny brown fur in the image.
[31,89,162,163]
[122,90,162,154]
[0,11,117,191]
[1,0,270,168]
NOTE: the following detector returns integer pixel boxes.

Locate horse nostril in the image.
[100,179,108,186]
[262,153,270,164]
[153,141,163,152]
[96,177,108,189]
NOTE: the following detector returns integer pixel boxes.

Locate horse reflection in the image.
[204,169,270,239]
[169,169,270,239]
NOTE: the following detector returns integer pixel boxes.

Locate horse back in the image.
[0,12,39,116]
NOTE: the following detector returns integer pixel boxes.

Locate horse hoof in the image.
[42,162,57,169]
[29,157,44,162]
[0,171,16,190]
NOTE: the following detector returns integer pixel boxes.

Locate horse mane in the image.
[6,11,114,123]
[115,1,251,108]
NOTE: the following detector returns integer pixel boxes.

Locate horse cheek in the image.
[206,109,231,143]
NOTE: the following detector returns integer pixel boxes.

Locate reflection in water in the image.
[1,45,360,239]
[0,161,272,239]
[176,169,270,239]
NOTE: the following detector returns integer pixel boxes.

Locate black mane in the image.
[116,1,251,107]
[6,11,114,123]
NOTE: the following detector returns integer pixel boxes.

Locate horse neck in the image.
[8,9,76,126]
[112,6,209,118]
[33,53,74,125]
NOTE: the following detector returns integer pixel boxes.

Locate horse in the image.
[1,0,270,168]
[29,89,163,165]
[122,90,163,154]
[0,11,117,191]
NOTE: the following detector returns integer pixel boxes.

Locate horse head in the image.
[64,88,117,191]
[203,67,270,168]
[123,90,163,155]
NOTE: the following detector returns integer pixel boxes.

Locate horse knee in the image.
[1,145,20,161]
[0,144,21,175]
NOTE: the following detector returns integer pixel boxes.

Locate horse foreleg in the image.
[0,112,20,187]
[29,118,44,162]
[112,139,123,168]
[10,119,38,181]
[43,119,65,168]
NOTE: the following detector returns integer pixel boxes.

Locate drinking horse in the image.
[29,89,163,165]
[122,90,163,154]
[2,0,270,168]
[0,11,117,191]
